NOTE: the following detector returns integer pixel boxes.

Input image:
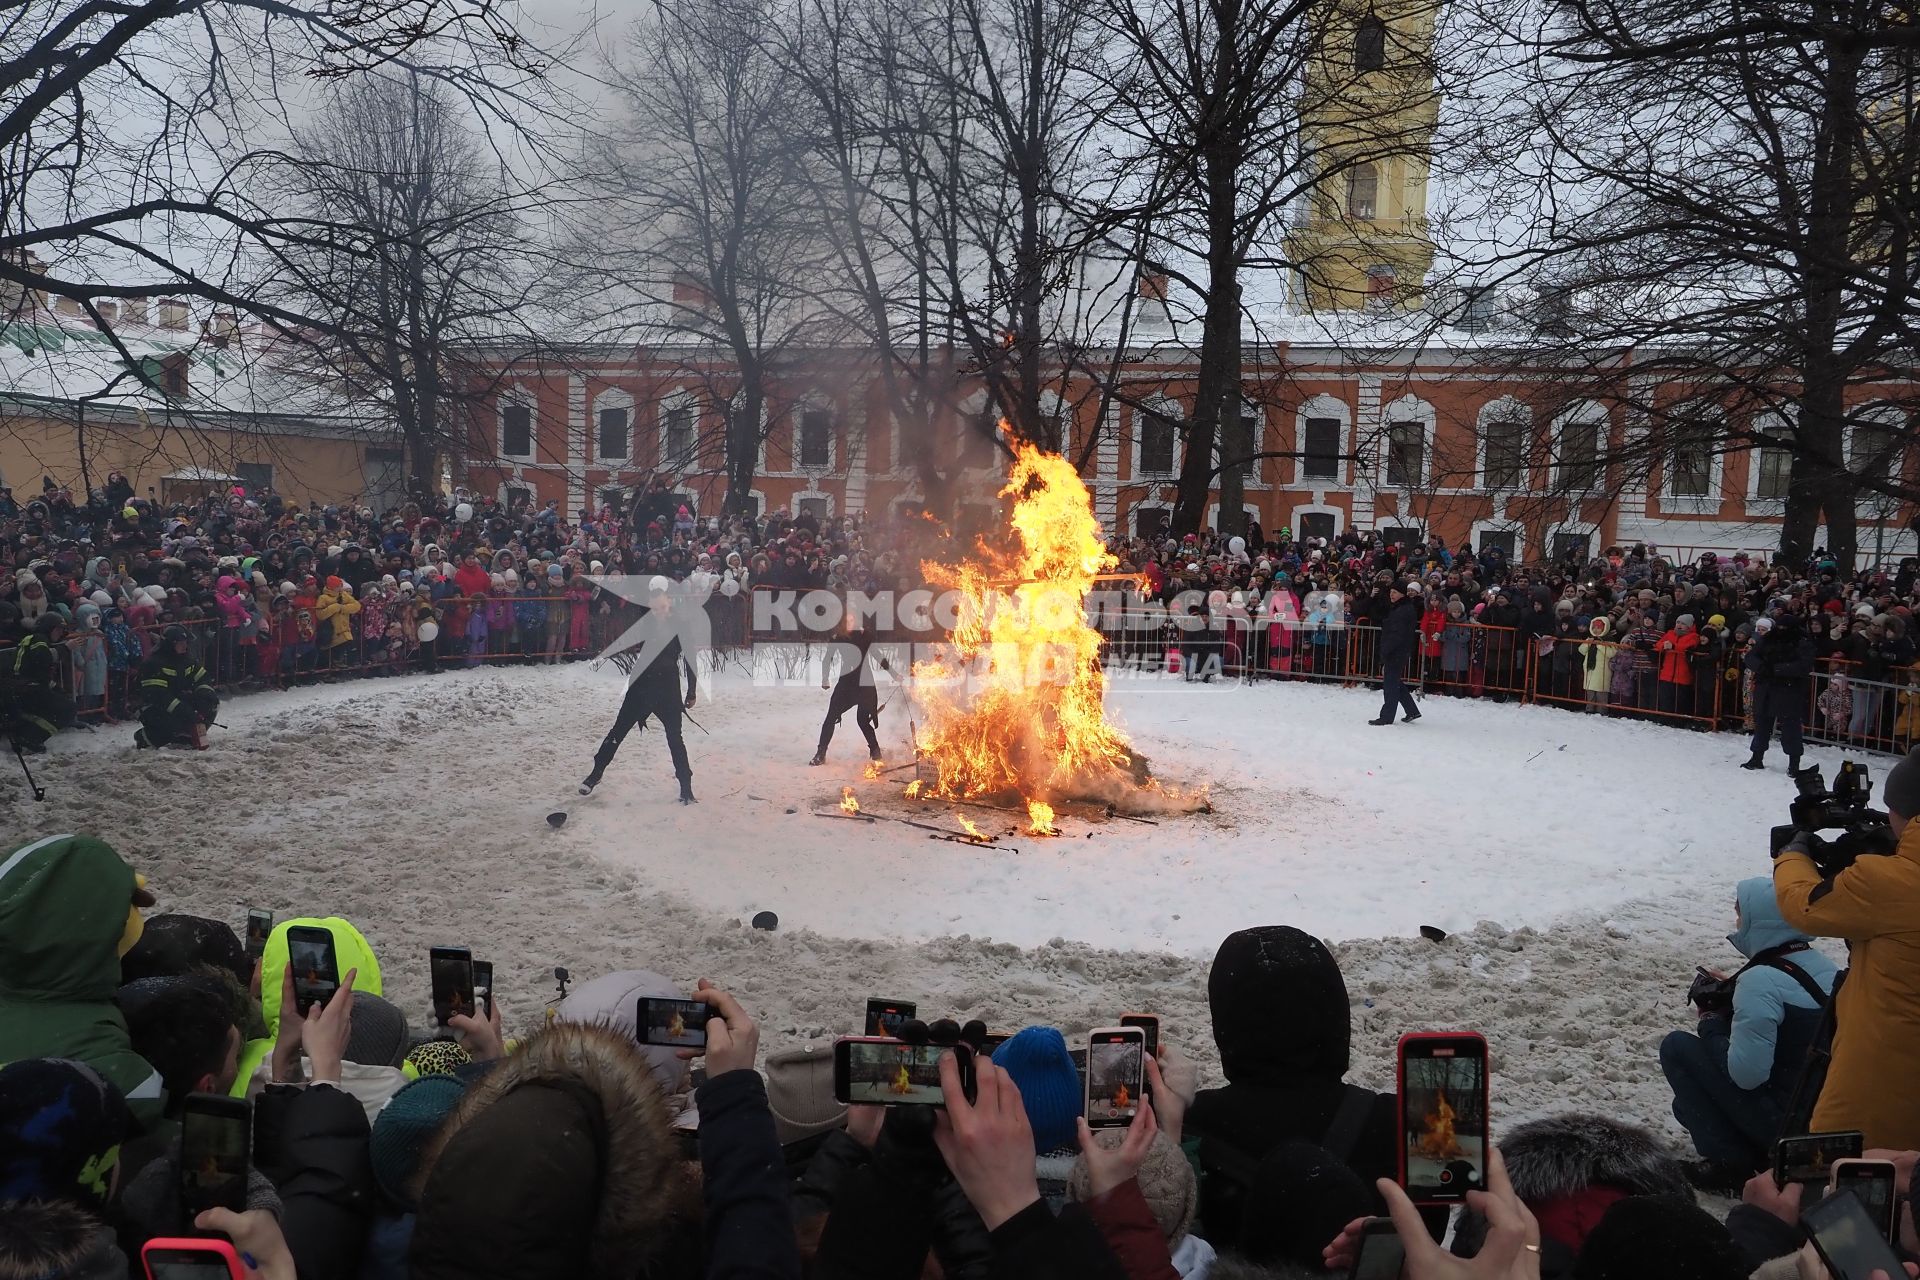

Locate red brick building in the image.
[460,341,1918,564]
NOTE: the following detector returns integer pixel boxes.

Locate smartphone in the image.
[243,909,272,960]
[864,997,916,1038]
[1804,1182,1910,1280]
[637,996,710,1049]
[428,946,475,1026]
[833,1037,975,1107]
[1085,1026,1147,1129]
[980,1031,1012,1057]
[142,1239,246,1280]
[472,961,493,1020]
[1397,1032,1491,1205]
[1119,1013,1160,1058]
[1774,1130,1865,1188]
[178,1093,250,1217]
[283,925,339,1018]
[1829,1158,1898,1241]
[1348,1217,1406,1280]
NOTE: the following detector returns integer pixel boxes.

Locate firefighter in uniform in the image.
[136,624,219,749]
[5,614,76,753]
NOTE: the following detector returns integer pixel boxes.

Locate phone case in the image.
[143,1237,245,1279]
[1396,1032,1490,1206]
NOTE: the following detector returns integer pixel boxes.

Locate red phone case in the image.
[1396,1031,1490,1206]
[142,1237,245,1280]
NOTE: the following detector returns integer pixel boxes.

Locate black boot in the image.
[1788,756,1805,776]
[581,737,617,794]
[809,751,825,766]
[678,775,697,805]
[1740,751,1765,770]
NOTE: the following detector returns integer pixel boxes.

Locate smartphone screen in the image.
[864,998,916,1037]
[1805,1184,1909,1280]
[834,1038,971,1106]
[1086,1027,1146,1129]
[472,961,493,1020]
[179,1094,250,1216]
[1776,1130,1865,1187]
[244,910,272,960]
[429,947,474,1026]
[637,996,710,1048]
[284,926,339,1017]
[1349,1218,1406,1280]
[1831,1161,1897,1240]
[144,1248,242,1280]
[1120,1013,1160,1058]
[1398,1033,1490,1204]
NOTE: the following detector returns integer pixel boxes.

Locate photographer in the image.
[1659,877,1836,1181]
[1775,748,1920,1149]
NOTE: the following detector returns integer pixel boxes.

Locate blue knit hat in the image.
[990,1027,1081,1153]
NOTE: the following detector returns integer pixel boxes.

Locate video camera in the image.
[1769,760,1896,876]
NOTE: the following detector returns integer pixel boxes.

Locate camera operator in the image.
[1774,747,1920,1149]
[1659,877,1837,1183]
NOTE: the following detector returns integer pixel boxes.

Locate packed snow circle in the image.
[9,656,1854,1143]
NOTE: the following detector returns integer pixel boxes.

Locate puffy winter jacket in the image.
[1657,629,1701,683]
[1721,876,1837,1090]
[231,917,385,1096]
[0,834,166,1126]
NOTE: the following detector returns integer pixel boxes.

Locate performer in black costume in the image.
[810,623,891,765]
[582,576,699,803]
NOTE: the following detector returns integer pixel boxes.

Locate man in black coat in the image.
[1369,580,1423,726]
[581,576,698,803]
[1742,616,1815,772]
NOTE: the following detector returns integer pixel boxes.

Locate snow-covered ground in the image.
[8,658,1854,1140]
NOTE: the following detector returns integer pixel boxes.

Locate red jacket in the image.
[1658,629,1701,683]
[454,564,492,597]
[1420,605,1447,658]
[1078,1179,1179,1280]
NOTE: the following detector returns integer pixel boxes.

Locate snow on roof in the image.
[161,467,241,482]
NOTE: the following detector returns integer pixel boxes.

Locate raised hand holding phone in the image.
[1075,1096,1160,1199]
[191,1208,297,1280]
[932,1052,1040,1231]
[1374,1147,1541,1280]
[690,979,758,1076]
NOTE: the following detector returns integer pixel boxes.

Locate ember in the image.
[840,787,861,815]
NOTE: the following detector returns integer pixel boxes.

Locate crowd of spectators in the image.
[6,469,1919,761]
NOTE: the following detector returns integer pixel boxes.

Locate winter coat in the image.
[1579,621,1616,694]
[104,615,141,672]
[514,588,547,632]
[1419,606,1446,659]
[567,582,593,649]
[1713,876,1838,1090]
[253,1081,377,1280]
[1818,675,1852,732]
[1776,819,1920,1149]
[1748,627,1817,700]
[0,834,167,1126]
[231,917,385,1097]
[1441,621,1471,673]
[466,600,490,651]
[1378,597,1420,665]
[215,578,249,629]
[314,588,360,649]
[71,615,107,697]
[1656,628,1701,683]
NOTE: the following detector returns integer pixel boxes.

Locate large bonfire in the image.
[912,441,1175,829]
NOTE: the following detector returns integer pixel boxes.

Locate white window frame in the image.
[1475,396,1529,492]
[1469,518,1527,563]
[1205,502,1264,531]
[792,487,835,521]
[1128,500,1174,538]
[1543,518,1599,565]
[1289,501,1345,539]
[658,389,699,470]
[1660,414,1724,512]
[1745,410,1793,516]
[1295,394,1351,486]
[1213,400,1268,488]
[1848,403,1907,519]
[592,387,633,463]
[1132,396,1182,481]
[499,388,536,463]
[1552,399,1606,494]
[1378,393,1436,490]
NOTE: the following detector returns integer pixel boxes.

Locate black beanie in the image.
[119,914,250,988]
[1572,1196,1749,1280]
[1208,926,1351,1085]
[1884,747,1920,820]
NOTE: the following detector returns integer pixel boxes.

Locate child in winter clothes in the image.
[566,574,593,655]
[1819,671,1853,737]
[486,574,514,663]
[515,579,547,663]
[1579,616,1616,713]
[542,565,569,662]
[103,606,141,719]
[72,602,107,718]
[1655,614,1702,718]
[1440,600,1471,693]
[465,592,490,667]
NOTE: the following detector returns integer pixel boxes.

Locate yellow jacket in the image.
[314,589,361,649]
[1775,821,1920,1148]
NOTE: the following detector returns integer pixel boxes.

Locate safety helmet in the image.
[161,624,190,646]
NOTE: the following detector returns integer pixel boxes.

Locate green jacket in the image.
[231,916,384,1094]
[0,834,166,1127]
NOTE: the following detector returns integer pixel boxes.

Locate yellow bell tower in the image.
[1287,0,1440,313]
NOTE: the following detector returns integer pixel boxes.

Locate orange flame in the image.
[840,786,861,815]
[904,779,924,799]
[863,759,885,779]
[912,441,1136,814]
[1027,800,1058,836]
[1415,1091,1466,1160]
[957,814,986,840]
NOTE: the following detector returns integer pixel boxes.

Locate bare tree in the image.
[1449,0,1920,568]
[272,74,552,492]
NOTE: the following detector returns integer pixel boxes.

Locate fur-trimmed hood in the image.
[1496,1113,1692,1205]
[409,1021,699,1279]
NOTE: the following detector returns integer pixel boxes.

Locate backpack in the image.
[1197,1083,1377,1238]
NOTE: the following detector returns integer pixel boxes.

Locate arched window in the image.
[1354,15,1387,71]
[1346,163,1378,220]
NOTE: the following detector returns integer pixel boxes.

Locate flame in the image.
[840,787,861,815]
[1415,1091,1466,1161]
[891,1063,913,1094]
[957,815,986,841]
[904,779,924,799]
[912,440,1138,813]
[863,759,885,779]
[1027,800,1058,835]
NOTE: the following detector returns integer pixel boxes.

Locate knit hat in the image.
[1068,1131,1198,1244]
[0,1058,134,1209]
[1707,614,1725,628]
[1571,1196,1748,1280]
[989,1027,1081,1152]
[346,994,412,1068]
[1883,747,1920,820]
[370,1075,467,1208]
[405,1039,473,1078]
[1675,613,1695,628]
[119,913,249,988]
[1208,926,1349,1085]
[326,576,344,591]
[764,1038,845,1144]
[1754,617,1774,634]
